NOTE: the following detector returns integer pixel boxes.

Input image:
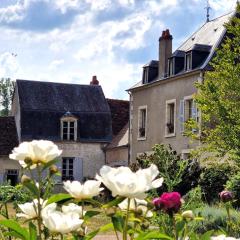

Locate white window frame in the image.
[181,149,192,160]
[62,157,74,181]
[143,68,149,84]
[165,99,176,138]
[180,95,199,134]
[137,105,147,141]
[61,116,78,141]
[185,52,192,71]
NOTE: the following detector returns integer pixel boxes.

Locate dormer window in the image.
[185,52,192,71]
[143,68,148,84]
[61,112,78,141]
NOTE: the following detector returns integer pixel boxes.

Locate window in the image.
[165,99,176,137]
[179,96,199,133]
[5,169,18,186]
[138,106,147,139]
[142,68,148,84]
[185,52,192,71]
[61,115,78,141]
[62,157,74,181]
[168,58,174,76]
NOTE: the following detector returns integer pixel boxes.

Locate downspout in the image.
[127,91,131,166]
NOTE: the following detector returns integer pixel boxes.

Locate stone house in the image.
[128,12,234,162]
[11,77,113,182]
[0,116,19,185]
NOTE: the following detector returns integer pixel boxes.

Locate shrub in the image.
[226,172,240,207]
[199,165,233,203]
[183,186,205,210]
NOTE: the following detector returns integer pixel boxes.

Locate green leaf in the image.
[99,223,114,232]
[103,197,125,208]
[83,198,102,207]
[84,210,100,221]
[0,219,29,240]
[200,230,214,240]
[42,159,59,172]
[83,230,99,240]
[47,193,72,205]
[135,231,173,240]
[176,220,185,234]
[29,222,37,240]
[111,216,124,232]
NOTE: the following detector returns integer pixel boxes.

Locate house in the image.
[105,99,129,166]
[11,76,113,182]
[0,116,19,185]
[128,12,234,162]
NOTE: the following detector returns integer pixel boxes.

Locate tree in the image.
[194,5,240,161]
[0,78,14,116]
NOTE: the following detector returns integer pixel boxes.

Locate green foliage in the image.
[135,144,188,192]
[194,205,240,237]
[183,186,205,210]
[226,172,240,207]
[0,183,31,205]
[0,78,14,116]
[199,165,233,203]
[194,6,240,161]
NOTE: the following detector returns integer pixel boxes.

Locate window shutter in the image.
[179,100,185,133]
[73,158,83,181]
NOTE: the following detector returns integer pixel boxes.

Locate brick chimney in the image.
[159,29,172,78]
[90,75,99,85]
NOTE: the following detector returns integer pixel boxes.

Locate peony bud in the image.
[24,157,33,165]
[21,175,31,184]
[219,190,233,202]
[49,165,59,175]
[182,210,194,220]
[105,207,117,216]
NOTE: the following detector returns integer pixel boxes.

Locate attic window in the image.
[142,68,148,84]
[61,113,78,141]
[185,52,192,71]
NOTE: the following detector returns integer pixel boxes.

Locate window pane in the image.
[63,133,68,140]
[63,121,68,128]
[69,134,74,140]
[70,122,74,128]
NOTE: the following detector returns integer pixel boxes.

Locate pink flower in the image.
[153,192,181,215]
[219,190,233,202]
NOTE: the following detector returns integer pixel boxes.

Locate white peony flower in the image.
[62,203,86,218]
[181,210,194,220]
[96,164,163,199]
[63,180,103,199]
[17,199,47,219]
[211,236,239,240]
[41,203,84,234]
[9,140,62,166]
[118,198,153,218]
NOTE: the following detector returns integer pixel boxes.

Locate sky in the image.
[0,0,237,99]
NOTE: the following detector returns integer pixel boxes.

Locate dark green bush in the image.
[199,165,233,203]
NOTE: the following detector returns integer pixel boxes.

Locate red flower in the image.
[153,192,181,215]
[219,190,233,202]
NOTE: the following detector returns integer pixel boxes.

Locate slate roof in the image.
[128,11,234,91]
[16,80,112,142]
[107,99,129,136]
[106,123,129,150]
[0,117,18,156]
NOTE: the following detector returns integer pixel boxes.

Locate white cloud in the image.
[0,52,22,79]
[48,59,64,70]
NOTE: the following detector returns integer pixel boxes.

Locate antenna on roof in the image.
[205,0,211,22]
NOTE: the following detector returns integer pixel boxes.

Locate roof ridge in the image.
[16,79,99,87]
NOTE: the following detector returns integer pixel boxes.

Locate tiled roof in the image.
[0,117,18,156]
[107,99,129,136]
[106,123,128,149]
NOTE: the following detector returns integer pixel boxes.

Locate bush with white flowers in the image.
[0,140,239,240]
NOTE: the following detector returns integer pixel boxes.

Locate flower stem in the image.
[36,165,43,240]
[123,198,130,240]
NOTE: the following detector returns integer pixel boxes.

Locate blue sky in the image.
[0,0,237,99]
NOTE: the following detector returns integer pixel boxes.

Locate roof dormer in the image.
[142,60,158,84]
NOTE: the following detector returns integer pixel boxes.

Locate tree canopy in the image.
[0,78,14,116]
[195,4,240,161]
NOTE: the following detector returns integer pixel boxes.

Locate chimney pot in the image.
[90,75,99,85]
